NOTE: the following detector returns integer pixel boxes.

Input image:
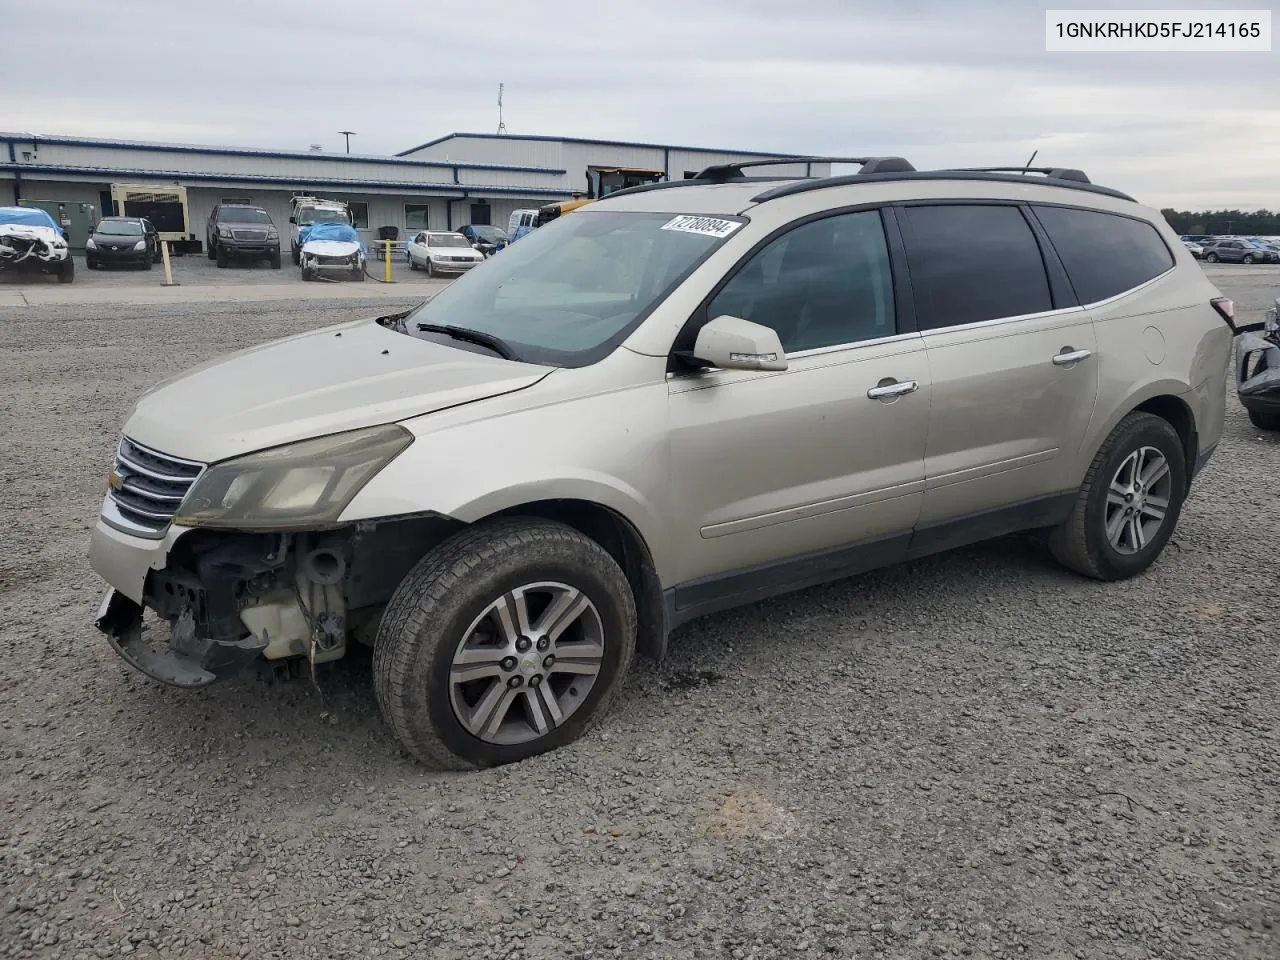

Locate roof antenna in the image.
[497,83,507,135]
[1021,149,1038,175]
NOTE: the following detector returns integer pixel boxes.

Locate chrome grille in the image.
[231,229,267,241]
[104,436,205,537]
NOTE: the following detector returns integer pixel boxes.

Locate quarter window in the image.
[1032,205,1174,304]
[705,210,896,353]
[898,204,1053,330]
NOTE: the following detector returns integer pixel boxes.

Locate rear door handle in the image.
[1052,349,1092,366]
[867,379,919,400]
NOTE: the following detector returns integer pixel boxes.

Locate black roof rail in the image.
[943,166,1092,184]
[751,170,1136,204]
[694,155,914,183]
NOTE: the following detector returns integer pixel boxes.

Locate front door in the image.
[895,202,1099,529]
[666,209,931,614]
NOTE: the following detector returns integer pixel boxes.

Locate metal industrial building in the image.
[0,131,824,252]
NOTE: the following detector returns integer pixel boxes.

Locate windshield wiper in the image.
[416,323,516,360]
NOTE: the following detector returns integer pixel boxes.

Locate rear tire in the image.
[1247,409,1280,431]
[1049,412,1187,581]
[373,518,637,770]
[1243,254,1255,265]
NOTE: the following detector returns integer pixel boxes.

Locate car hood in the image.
[123,316,554,463]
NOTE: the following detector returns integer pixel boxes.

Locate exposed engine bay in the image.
[95,514,461,687]
[0,223,69,269]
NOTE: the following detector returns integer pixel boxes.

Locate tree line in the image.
[1160,209,1280,235]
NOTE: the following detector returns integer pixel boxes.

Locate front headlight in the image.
[266,228,279,240]
[133,240,147,251]
[173,424,414,530]
[86,238,97,249]
[217,226,233,238]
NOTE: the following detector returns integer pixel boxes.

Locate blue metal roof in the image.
[395,132,815,159]
[0,163,573,197]
[0,132,565,175]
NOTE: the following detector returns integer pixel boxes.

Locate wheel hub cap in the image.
[448,582,605,746]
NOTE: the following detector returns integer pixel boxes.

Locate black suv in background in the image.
[206,205,282,268]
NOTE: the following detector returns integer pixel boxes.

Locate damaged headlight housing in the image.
[173,424,413,530]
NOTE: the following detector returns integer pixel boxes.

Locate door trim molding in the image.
[665,491,1076,630]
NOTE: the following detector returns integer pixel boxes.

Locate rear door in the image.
[896,202,1099,533]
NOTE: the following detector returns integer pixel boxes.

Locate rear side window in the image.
[898,204,1052,330]
[1032,205,1174,304]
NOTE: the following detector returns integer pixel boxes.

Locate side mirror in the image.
[690,315,787,371]
[288,216,296,224]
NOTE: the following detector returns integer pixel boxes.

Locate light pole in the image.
[339,130,356,153]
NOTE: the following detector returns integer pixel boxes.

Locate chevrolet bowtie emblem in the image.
[107,469,123,490]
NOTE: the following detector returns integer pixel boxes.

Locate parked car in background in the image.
[299,222,365,281]
[206,205,282,269]
[1182,240,1204,259]
[0,205,73,282]
[289,196,351,264]
[1180,234,1216,245]
[459,224,508,256]
[407,231,485,276]
[1201,239,1280,264]
[86,217,161,269]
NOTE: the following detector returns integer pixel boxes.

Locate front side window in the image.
[405,210,739,367]
[898,204,1053,330]
[705,209,896,353]
[1031,205,1174,304]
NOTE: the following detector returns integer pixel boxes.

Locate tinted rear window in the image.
[1032,206,1174,304]
[898,204,1052,330]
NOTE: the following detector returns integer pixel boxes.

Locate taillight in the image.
[1211,297,1235,329]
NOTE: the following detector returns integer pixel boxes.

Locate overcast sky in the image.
[5,0,1277,209]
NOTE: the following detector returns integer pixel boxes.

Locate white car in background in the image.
[407,231,485,277]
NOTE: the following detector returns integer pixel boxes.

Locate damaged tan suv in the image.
[91,157,1239,769]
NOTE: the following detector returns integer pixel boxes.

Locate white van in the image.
[507,209,538,241]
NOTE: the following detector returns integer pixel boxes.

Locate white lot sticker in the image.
[660,215,742,239]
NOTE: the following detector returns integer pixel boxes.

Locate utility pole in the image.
[497,84,507,135]
[338,130,356,153]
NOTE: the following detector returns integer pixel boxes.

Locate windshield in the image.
[405,210,741,367]
[429,234,472,247]
[300,207,348,225]
[219,207,272,224]
[471,225,507,241]
[96,220,144,236]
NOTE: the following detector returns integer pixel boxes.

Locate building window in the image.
[221,197,251,205]
[345,201,369,229]
[405,204,430,231]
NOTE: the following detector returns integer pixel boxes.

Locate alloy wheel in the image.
[1105,445,1172,555]
[448,581,605,745]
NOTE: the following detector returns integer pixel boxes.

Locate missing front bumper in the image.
[94,588,266,688]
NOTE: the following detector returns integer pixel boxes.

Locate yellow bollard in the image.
[384,239,391,282]
[160,240,179,286]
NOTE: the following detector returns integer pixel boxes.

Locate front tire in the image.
[206,241,216,261]
[269,250,282,269]
[373,519,637,770]
[1049,412,1187,581]
[1247,409,1280,431]
[57,258,74,283]
[216,246,228,268]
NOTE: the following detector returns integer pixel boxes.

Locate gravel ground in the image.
[1,268,1277,960]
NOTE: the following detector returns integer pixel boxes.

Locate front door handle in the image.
[867,379,919,400]
[1052,348,1092,366]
